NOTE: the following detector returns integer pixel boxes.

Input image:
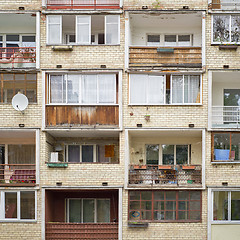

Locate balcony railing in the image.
[46,0,120,9]
[0,164,36,185]
[129,165,202,186]
[129,46,202,68]
[212,106,240,128]
[0,47,36,69]
[210,0,240,10]
[46,222,118,240]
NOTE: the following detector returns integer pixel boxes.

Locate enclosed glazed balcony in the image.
[45,189,119,240]
[127,12,203,69]
[210,0,240,10]
[0,14,38,69]
[45,0,121,9]
[0,130,37,187]
[127,130,204,188]
[45,73,120,129]
[211,72,240,129]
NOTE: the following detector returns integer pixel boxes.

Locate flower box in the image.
[128,222,149,228]
[47,162,68,168]
[158,165,172,170]
[133,165,147,170]
[219,45,238,50]
[182,166,196,170]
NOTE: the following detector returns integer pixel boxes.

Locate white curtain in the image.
[97,199,110,222]
[47,16,62,44]
[98,74,115,103]
[148,75,165,104]
[76,16,91,44]
[184,75,200,103]
[50,75,65,103]
[105,15,119,44]
[81,75,97,103]
[130,74,147,104]
[67,75,79,103]
[172,75,183,103]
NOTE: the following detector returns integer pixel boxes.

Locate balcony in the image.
[210,0,240,10]
[46,223,118,240]
[45,0,120,9]
[129,165,202,187]
[129,46,202,68]
[127,12,203,69]
[0,47,36,69]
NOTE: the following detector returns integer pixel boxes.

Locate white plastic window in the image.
[76,16,91,44]
[105,15,119,44]
[47,15,62,44]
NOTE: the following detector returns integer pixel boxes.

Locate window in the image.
[212,132,240,161]
[0,191,36,221]
[213,191,240,221]
[213,15,240,43]
[145,144,190,165]
[147,35,160,46]
[67,198,110,223]
[129,191,201,222]
[49,74,117,104]
[129,74,201,105]
[0,73,37,103]
[164,34,192,46]
[0,34,35,48]
[66,144,117,163]
[47,15,120,45]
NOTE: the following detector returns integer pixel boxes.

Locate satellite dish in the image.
[12,93,29,112]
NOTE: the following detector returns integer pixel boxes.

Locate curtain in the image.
[83,199,94,222]
[148,75,164,104]
[184,75,200,103]
[172,75,183,103]
[67,75,79,103]
[69,199,81,223]
[48,16,62,44]
[105,16,119,44]
[98,74,115,103]
[20,191,35,219]
[76,16,90,44]
[50,75,65,103]
[130,74,147,104]
[82,145,93,162]
[97,199,110,222]
[81,75,97,103]
[68,145,80,162]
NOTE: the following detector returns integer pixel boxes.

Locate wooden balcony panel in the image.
[46,222,118,240]
[129,47,202,68]
[46,105,119,127]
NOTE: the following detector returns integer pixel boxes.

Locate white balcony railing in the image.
[212,106,240,128]
[211,0,240,10]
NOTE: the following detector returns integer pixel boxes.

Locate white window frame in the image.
[170,74,202,105]
[66,144,97,163]
[129,74,202,106]
[211,189,240,223]
[212,14,240,44]
[47,15,62,45]
[146,34,161,46]
[76,15,91,45]
[0,190,37,222]
[105,15,120,45]
[66,198,110,223]
[164,34,193,47]
[48,74,117,105]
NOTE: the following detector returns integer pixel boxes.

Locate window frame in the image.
[47,73,117,105]
[212,190,240,223]
[211,14,240,44]
[128,191,202,223]
[211,132,240,162]
[129,74,202,106]
[0,190,37,222]
[47,15,120,46]
[164,34,193,47]
[66,198,110,223]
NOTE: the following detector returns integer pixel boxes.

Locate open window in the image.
[47,15,120,45]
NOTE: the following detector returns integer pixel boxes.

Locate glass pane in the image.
[141,191,152,200]
[154,211,165,220]
[213,15,230,42]
[148,76,165,104]
[178,35,190,42]
[98,74,115,103]
[129,210,141,220]
[162,145,174,165]
[165,35,177,46]
[179,191,189,200]
[8,145,35,164]
[146,145,159,165]
[97,199,110,222]
[214,133,230,160]
[50,75,65,103]
[48,15,61,24]
[76,16,90,44]
[166,192,176,200]
[154,201,164,210]
[3,74,14,80]
[22,36,36,42]
[106,16,119,44]
[26,81,37,103]
[224,89,240,106]
[49,24,61,44]
[190,191,201,200]
[6,35,19,41]
[189,201,201,210]
[141,211,152,220]
[231,192,240,220]
[166,201,176,210]
[172,75,183,104]
[230,133,240,161]
[3,81,13,103]
[82,145,93,162]
[68,145,80,162]
[15,74,25,81]
[67,75,79,103]
[213,191,228,221]
[81,75,97,103]
[189,211,200,220]
[165,211,176,220]
[20,192,35,219]
[69,199,81,223]
[129,191,140,200]
[231,16,240,42]
[5,192,17,218]
[148,35,160,43]
[178,211,188,220]
[179,201,188,210]
[141,201,152,210]
[184,75,200,104]
[83,199,94,222]
[176,145,188,165]
[130,74,147,104]
[154,192,164,200]
[130,201,140,209]
[26,74,37,81]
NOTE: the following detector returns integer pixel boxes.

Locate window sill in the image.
[128,103,202,106]
[47,44,120,47]
[65,162,119,164]
[211,161,240,164]
[0,219,37,223]
[46,103,118,106]
[219,45,238,50]
[212,221,240,224]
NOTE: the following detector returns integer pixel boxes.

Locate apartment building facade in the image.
[0,0,239,239]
